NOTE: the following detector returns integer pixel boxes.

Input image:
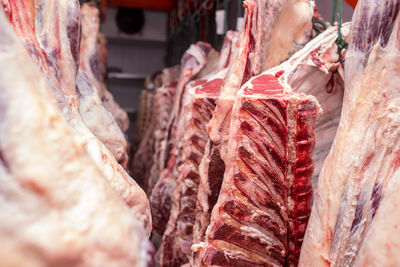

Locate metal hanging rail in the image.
[166,0,244,66]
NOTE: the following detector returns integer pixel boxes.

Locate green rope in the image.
[313,19,328,29]
[331,0,337,26]
[312,18,328,37]
[330,0,348,61]
[335,0,348,60]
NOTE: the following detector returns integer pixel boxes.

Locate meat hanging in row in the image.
[3,0,400,265]
[141,0,398,266]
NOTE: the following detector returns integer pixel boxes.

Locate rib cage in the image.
[148,81,178,193]
[199,86,317,266]
[161,93,217,266]
[232,99,289,266]
[162,32,239,266]
[150,42,212,235]
[287,100,315,266]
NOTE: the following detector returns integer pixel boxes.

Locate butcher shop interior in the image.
[3,0,400,266]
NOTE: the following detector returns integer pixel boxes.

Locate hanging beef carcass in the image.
[78,2,129,167]
[147,66,180,193]
[150,42,218,235]
[132,88,157,188]
[133,66,180,191]
[135,89,150,146]
[0,8,153,266]
[80,3,129,133]
[195,21,350,267]
[205,0,314,164]
[284,23,350,188]
[3,0,151,234]
[192,1,314,265]
[133,70,167,177]
[196,72,317,267]
[164,43,220,177]
[159,31,239,267]
[299,0,400,266]
[98,33,130,133]
[160,65,180,86]
[76,68,129,167]
[79,2,106,94]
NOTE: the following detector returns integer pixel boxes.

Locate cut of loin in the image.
[159,31,239,267]
[150,42,216,235]
[299,1,400,266]
[0,8,152,266]
[4,0,151,234]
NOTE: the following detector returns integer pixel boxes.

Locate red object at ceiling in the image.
[345,0,357,8]
[108,0,178,11]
